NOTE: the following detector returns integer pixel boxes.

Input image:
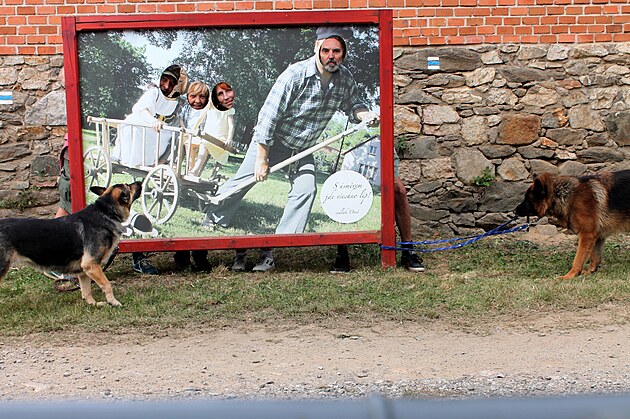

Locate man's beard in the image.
[323,60,340,72]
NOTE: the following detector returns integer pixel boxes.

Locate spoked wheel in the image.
[141,164,179,225]
[83,146,112,189]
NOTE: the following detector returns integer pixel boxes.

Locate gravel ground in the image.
[1,307,630,402]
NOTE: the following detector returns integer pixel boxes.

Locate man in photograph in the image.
[202,26,379,272]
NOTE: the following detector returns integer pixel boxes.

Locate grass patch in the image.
[1,238,630,336]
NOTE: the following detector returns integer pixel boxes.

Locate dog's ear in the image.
[533,176,548,198]
[129,181,143,202]
[90,186,107,196]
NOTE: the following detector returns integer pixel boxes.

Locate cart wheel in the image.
[141,164,179,225]
[83,146,112,189]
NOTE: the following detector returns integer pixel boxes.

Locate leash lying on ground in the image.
[381,216,530,253]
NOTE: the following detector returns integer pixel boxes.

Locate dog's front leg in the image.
[82,263,122,307]
[78,274,97,306]
[561,232,596,280]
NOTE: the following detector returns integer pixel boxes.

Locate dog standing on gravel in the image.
[515,171,630,280]
[0,182,142,306]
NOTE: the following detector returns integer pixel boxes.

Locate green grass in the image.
[1,237,630,337]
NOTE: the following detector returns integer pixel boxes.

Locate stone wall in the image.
[2,43,630,234]
[0,55,67,217]
[394,42,630,237]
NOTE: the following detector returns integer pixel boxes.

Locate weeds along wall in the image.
[0,1,629,237]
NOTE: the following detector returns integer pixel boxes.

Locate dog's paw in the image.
[108,299,123,307]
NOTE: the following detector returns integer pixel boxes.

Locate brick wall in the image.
[1,1,629,55]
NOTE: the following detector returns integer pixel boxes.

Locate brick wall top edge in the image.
[0,5,627,55]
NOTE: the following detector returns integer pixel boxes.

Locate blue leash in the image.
[381,217,530,253]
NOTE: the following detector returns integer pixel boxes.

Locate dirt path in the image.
[1,307,629,401]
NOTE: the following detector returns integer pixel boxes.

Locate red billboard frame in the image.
[61,10,396,268]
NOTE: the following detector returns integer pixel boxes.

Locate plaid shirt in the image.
[252,56,367,151]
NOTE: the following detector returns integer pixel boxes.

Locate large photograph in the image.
[63,12,395,261]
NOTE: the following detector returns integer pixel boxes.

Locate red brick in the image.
[37,45,58,55]
[116,4,135,13]
[454,8,473,17]
[594,33,613,41]
[331,0,349,6]
[349,0,367,7]
[47,35,62,44]
[503,17,521,25]
[533,25,551,34]
[522,17,539,25]
[435,8,453,17]
[539,35,557,43]
[558,16,576,25]
[569,25,587,33]
[96,5,116,13]
[0,46,18,54]
[557,34,576,43]
[509,7,527,15]
[605,24,623,33]
[477,26,495,35]
[546,6,564,15]
[235,1,255,10]
[484,35,503,43]
[38,25,57,35]
[550,25,569,34]
[576,16,595,24]
[520,35,539,43]
[491,7,509,16]
[16,6,36,14]
[176,4,195,12]
[584,6,602,14]
[472,7,491,16]
[138,4,158,13]
[8,16,26,25]
[485,17,503,25]
[440,27,458,36]
[595,16,613,24]
[612,33,630,42]
[396,8,416,18]
[409,36,430,46]
[588,24,605,33]
[254,1,274,9]
[27,35,46,44]
[35,5,55,14]
[156,4,176,13]
[515,26,532,35]
[216,2,235,10]
[56,5,76,14]
[426,36,446,45]
[602,5,619,13]
[18,46,37,54]
[463,35,483,44]
[76,5,96,13]
[0,26,17,35]
[459,26,476,35]
[576,34,595,42]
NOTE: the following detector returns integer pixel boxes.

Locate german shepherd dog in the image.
[0,182,142,306]
[515,171,630,279]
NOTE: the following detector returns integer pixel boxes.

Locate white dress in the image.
[111,88,179,167]
[199,104,235,165]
